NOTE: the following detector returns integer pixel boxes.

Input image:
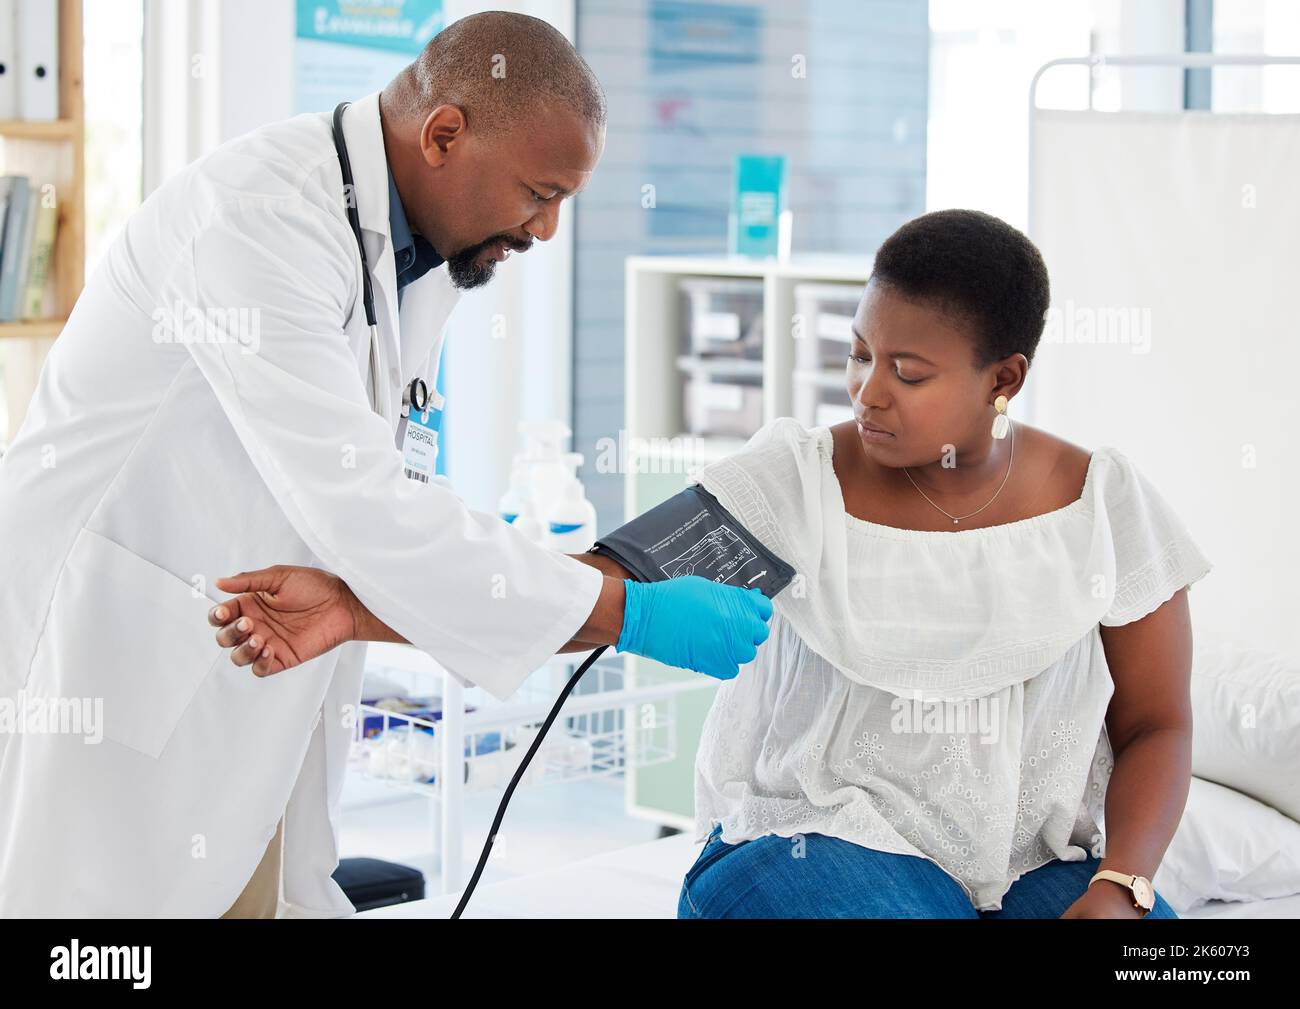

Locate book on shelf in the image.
[0,174,60,323]
[20,192,57,318]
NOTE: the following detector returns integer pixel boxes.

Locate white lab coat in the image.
[0,92,603,917]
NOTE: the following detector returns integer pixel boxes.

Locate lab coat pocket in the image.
[28,527,224,759]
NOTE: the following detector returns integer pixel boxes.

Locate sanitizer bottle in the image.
[498,462,530,525]
[545,452,596,551]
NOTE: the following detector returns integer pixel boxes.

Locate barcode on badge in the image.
[404,468,429,483]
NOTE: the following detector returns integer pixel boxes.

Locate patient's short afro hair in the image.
[870,209,1050,369]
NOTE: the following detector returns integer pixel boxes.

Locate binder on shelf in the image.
[15,0,58,121]
[0,174,30,319]
[0,0,17,118]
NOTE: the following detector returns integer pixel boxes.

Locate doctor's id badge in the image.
[396,386,443,484]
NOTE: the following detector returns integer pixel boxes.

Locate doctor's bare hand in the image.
[208,566,386,676]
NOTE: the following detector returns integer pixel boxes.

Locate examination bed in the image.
[353,831,1300,920]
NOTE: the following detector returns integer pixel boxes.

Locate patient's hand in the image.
[1059,884,1146,919]
[208,565,369,676]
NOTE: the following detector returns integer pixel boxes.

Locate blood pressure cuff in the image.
[591,484,796,599]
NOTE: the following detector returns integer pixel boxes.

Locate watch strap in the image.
[1089,869,1153,914]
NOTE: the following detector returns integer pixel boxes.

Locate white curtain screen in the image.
[1028,108,1300,658]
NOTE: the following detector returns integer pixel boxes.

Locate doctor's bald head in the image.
[381,11,607,289]
[387,11,606,136]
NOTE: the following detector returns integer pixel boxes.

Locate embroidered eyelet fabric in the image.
[689,418,1213,910]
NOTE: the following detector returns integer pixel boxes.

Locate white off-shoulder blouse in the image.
[689,417,1213,911]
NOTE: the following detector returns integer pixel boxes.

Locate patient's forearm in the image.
[1097,725,1191,882]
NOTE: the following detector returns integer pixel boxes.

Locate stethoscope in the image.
[331,101,430,419]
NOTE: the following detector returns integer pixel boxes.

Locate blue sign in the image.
[295,1,444,113]
[296,1,443,54]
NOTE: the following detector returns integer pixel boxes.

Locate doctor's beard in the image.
[446,233,534,290]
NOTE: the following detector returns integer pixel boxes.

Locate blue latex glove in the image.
[615,576,774,680]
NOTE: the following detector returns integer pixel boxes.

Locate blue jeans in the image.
[677,826,1179,919]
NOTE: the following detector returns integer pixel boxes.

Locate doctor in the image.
[0,12,770,918]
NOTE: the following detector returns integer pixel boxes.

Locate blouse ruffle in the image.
[691,418,1212,699]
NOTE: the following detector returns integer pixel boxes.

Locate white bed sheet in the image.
[353,833,1300,919]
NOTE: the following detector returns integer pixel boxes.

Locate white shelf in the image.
[624,255,871,443]
[793,367,849,388]
[675,353,765,377]
[626,253,875,281]
[622,252,874,827]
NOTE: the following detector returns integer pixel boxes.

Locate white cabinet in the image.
[622,254,873,828]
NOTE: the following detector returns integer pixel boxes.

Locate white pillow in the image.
[1190,636,1300,821]
[1153,777,1300,913]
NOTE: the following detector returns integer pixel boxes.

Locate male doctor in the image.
[0,12,770,918]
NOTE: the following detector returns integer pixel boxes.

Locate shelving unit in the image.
[622,253,874,829]
[350,647,712,895]
[0,0,85,343]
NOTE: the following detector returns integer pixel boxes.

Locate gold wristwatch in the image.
[1088,869,1155,915]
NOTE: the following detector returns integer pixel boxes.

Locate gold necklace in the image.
[902,420,1015,525]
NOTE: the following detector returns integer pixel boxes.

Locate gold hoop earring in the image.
[991,395,1010,440]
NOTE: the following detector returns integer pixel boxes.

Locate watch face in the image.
[1133,877,1155,909]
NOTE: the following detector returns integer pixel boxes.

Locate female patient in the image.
[210,209,1210,919]
[670,210,1210,919]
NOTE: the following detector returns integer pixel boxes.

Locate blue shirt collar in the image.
[387,165,444,297]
